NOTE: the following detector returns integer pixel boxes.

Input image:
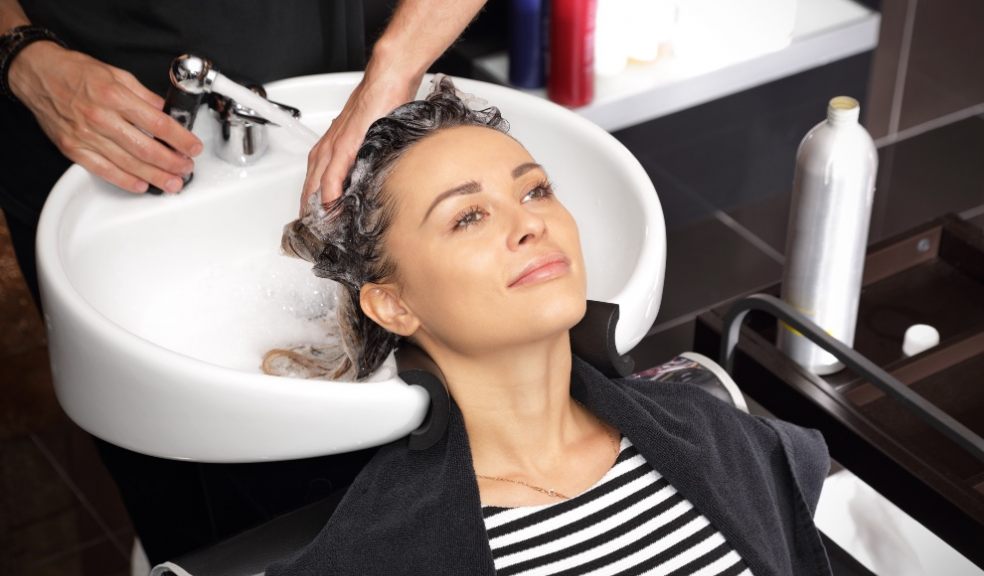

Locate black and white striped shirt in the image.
[482,436,753,576]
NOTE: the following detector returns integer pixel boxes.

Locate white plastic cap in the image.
[902,324,940,357]
[827,96,860,125]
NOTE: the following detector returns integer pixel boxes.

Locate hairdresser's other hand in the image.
[302,60,420,212]
[8,41,203,194]
[301,0,487,213]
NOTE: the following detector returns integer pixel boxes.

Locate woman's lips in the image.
[508,253,571,288]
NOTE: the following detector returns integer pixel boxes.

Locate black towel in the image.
[267,355,832,575]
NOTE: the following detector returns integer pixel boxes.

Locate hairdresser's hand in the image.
[301,60,421,213]
[301,0,486,212]
[8,41,203,194]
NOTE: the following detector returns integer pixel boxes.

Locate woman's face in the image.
[376,125,587,356]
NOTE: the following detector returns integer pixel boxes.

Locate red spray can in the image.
[548,0,596,107]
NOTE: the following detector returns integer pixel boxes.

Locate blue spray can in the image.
[509,0,547,88]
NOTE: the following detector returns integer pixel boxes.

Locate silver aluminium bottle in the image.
[778,96,877,375]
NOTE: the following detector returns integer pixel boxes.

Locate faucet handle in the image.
[170,54,218,94]
[147,54,215,194]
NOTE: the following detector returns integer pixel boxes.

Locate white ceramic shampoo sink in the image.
[37,74,665,462]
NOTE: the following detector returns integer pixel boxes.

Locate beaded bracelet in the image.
[0,24,67,102]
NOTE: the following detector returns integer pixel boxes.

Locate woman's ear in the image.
[360,283,420,337]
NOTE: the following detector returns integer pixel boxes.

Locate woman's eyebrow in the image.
[419,163,544,226]
[512,162,542,179]
[421,181,481,225]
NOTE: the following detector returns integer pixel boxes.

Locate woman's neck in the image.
[427,334,592,476]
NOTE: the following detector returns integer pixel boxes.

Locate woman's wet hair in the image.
[268,76,510,380]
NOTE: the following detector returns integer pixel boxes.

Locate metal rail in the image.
[720,293,984,464]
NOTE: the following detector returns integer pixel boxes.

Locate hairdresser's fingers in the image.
[69,146,150,194]
[118,99,203,159]
[302,96,363,205]
[91,132,188,194]
[110,67,203,158]
[314,85,396,205]
[308,97,396,207]
[301,70,419,214]
[318,131,361,205]
[301,133,334,212]
[98,111,195,176]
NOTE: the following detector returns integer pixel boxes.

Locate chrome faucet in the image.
[208,86,301,166]
[156,54,303,183]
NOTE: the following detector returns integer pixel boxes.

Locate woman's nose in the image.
[507,205,547,249]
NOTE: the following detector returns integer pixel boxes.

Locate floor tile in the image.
[0,212,46,357]
[0,436,112,572]
[1,436,75,529]
[33,414,134,537]
[0,346,60,441]
[4,503,113,573]
[26,536,128,576]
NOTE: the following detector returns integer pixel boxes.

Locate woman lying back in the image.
[267,76,833,576]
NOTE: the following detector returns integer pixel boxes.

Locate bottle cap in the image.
[827,96,860,125]
[902,324,940,357]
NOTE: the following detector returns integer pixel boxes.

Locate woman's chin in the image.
[522,296,588,338]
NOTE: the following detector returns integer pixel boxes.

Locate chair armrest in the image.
[678,352,749,413]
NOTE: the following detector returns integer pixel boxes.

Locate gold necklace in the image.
[476,425,620,501]
[475,474,571,499]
